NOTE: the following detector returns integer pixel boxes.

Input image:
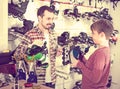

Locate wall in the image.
[109,2,120,89]
[0,0,8,52]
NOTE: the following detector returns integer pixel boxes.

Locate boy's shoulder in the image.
[94,47,110,54]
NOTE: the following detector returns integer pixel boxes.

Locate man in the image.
[13,5,58,87]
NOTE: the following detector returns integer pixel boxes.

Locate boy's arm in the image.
[77,51,106,83]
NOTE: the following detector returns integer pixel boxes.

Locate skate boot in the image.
[27,71,37,83]
[18,69,26,80]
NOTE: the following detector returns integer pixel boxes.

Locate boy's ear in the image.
[100,32,105,38]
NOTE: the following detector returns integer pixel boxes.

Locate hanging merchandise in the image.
[9,29,32,43]
[89,0,92,5]
[62,46,71,65]
[110,0,120,9]
[63,0,98,21]
[106,75,112,88]
[81,8,112,22]
[8,0,29,21]
[63,6,81,21]
[72,80,82,89]
[94,0,104,8]
[50,0,60,15]
[89,0,102,6]
[109,30,119,45]
[45,0,102,9]
[57,32,96,65]
[70,67,82,74]
[0,73,14,88]
[10,19,34,35]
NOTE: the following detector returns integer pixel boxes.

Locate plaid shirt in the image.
[14,26,58,84]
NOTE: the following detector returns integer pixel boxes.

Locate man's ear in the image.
[38,16,42,21]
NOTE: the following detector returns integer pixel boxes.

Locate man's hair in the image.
[37,5,54,17]
[90,19,114,40]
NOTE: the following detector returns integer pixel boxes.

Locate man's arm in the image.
[13,33,31,61]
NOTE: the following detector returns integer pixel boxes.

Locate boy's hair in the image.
[90,19,114,40]
[37,5,54,17]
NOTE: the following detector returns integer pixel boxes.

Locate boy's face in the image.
[39,10,54,29]
[91,29,102,45]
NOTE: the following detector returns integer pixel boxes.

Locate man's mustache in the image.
[47,23,52,26]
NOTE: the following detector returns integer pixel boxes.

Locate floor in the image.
[1,80,53,89]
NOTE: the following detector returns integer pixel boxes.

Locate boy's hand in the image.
[71,59,79,67]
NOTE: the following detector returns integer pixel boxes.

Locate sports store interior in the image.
[0,0,120,89]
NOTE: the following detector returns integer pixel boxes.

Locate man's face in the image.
[39,10,54,30]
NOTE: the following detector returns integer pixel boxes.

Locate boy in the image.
[72,19,114,89]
